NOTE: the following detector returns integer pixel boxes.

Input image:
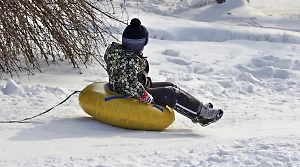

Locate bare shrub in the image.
[280,32,290,43]
[0,0,128,76]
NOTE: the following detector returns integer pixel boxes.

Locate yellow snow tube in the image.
[78,82,175,131]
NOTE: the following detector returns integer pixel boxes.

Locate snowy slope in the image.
[1,1,300,166]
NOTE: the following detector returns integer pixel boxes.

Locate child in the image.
[104,18,223,126]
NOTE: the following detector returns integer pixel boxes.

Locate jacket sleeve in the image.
[121,57,146,98]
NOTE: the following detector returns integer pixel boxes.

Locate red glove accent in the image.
[139,91,153,104]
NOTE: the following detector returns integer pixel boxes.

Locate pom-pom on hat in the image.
[122,18,148,54]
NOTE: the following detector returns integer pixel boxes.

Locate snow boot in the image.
[197,108,223,127]
[204,102,213,109]
[174,102,223,127]
[192,104,223,126]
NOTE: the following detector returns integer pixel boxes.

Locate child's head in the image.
[122,18,148,54]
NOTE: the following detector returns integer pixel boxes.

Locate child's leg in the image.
[147,86,223,127]
[151,82,176,88]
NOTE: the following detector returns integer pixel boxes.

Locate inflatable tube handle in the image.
[151,101,163,112]
[104,95,164,112]
[104,95,132,101]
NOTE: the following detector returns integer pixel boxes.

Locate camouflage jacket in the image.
[104,42,151,98]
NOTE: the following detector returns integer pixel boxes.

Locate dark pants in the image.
[147,82,202,113]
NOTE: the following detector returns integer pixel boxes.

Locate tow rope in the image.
[0,90,163,123]
[0,91,81,123]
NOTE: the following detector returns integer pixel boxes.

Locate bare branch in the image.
[0,0,128,76]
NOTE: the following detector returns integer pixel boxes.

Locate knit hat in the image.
[122,18,148,54]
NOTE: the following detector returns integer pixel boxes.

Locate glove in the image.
[139,91,153,104]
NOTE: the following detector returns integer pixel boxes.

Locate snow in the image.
[1,0,300,166]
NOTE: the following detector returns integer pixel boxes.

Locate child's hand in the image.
[139,91,153,104]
